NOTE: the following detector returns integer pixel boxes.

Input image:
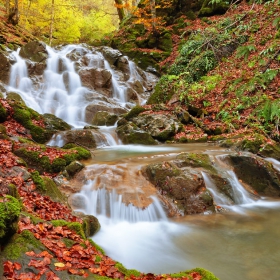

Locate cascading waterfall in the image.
[72,184,167,223]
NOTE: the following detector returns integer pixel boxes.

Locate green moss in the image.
[0,195,21,242]
[62,237,76,248]
[115,262,141,277]
[176,153,217,173]
[51,220,86,239]
[62,147,91,165]
[41,176,66,202]
[21,212,44,224]
[31,171,46,192]
[171,267,219,279]
[0,102,7,122]
[2,230,42,259]
[88,239,105,255]
[125,106,146,120]
[52,157,67,173]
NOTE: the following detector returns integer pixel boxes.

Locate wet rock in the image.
[0,51,11,83]
[116,122,157,145]
[143,162,215,215]
[79,67,112,91]
[100,46,122,65]
[226,155,280,197]
[132,113,183,142]
[91,111,118,126]
[62,130,97,149]
[43,113,72,133]
[19,41,48,63]
[6,92,25,104]
[82,214,100,237]
[85,101,127,123]
[65,161,85,177]
[116,56,130,75]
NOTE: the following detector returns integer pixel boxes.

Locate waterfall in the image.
[201,171,233,206]
[71,184,167,223]
[8,44,156,129]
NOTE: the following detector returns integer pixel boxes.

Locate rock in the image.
[66,161,85,177]
[116,56,130,75]
[0,51,11,83]
[116,122,157,145]
[91,111,118,126]
[43,113,72,133]
[62,130,97,149]
[6,92,26,104]
[132,113,183,142]
[79,67,112,91]
[143,162,215,215]
[100,46,122,65]
[19,41,48,63]
[85,101,127,123]
[226,155,280,197]
[82,214,100,237]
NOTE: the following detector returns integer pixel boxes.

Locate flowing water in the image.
[7,44,280,280]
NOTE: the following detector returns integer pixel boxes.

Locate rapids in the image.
[7,44,280,280]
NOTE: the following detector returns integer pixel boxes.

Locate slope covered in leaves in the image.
[142,0,280,153]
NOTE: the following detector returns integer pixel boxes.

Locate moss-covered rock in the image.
[19,41,48,63]
[116,122,157,145]
[65,161,85,177]
[124,105,146,121]
[43,113,72,132]
[175,153,217,174]
[0,100,8,122]
[91,111,118,126]
[82,215,100,237]
[227,155,280,197]
[6,92,26,104]
[0,195,21,244]
[199,0,229,17]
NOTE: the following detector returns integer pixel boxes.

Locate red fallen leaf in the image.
[26,251,36,257]
[17,272,37,279]
[38,251,53,259]
[3,261,14,276]
[28,259,46,268]
[113,271,125,279]
[14,262,22,270]
[68,268,80,274]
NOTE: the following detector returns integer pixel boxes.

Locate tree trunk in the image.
[49,0,55,46]
[114,0,125,22]
[150,0,156,32]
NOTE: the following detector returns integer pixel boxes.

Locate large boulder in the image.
[19,41,48,63]
[91,111,118,126]
[143,161,215,215]
[116,122,157,145]
[100,46,122,65]
[226,155,280,197]
[79,68,112,91]
[61,130,98,149]
[132,113,183,142]
[85,101,127,123]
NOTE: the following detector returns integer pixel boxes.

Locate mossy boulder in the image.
[124,105,146,121]
[175,153,217,174]
[62,130,97,149]
[199,0,229,17]
[91,111,118,126]
[13,143,91,174]
[43,113,72,132]
[19,41,48,63]
[65,161,85,177]
[6,92,26,104]
[259,143,280,161]
[144,161,215,215]
[226,155,280,197]
[116,122,157,145]
[132,113,183,142]
[0,195,21,244]
[82,215,101,237]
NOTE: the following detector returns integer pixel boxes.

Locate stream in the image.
[7,44,280,280]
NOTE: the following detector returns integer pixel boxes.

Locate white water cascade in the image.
[8,44,154,129]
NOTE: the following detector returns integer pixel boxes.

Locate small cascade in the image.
[226,170,256,204]
[71,184,167,223]
[128,59,143,83]
[201,172,233,206]
[104,60,127,105]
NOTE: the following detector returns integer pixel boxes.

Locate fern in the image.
[236,45,256,60]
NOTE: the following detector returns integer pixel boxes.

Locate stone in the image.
[0,51,11,83]
[19,41,48,63]
[66,161,85,177]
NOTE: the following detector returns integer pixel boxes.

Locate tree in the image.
[114,0,125,21]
